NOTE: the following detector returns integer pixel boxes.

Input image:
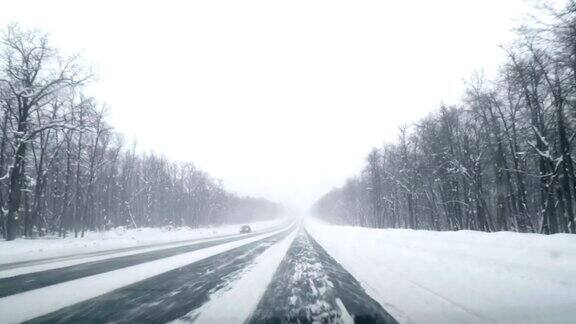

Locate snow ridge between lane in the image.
[174,228,298,323]
[0,232,272,279]
[0,225,293,324]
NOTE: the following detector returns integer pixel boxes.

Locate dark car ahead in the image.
[240,225,252,234]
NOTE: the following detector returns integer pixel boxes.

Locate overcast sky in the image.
[0,0,536,210]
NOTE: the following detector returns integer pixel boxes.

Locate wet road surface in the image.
[26,229,293,323]
[1,223,398,324]
[248,229,397,324]
[0,228,280,298]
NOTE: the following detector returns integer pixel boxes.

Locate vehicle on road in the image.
[240,225,252,234]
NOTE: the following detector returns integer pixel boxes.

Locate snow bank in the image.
[306,219,576,324]
[0,219,286,265]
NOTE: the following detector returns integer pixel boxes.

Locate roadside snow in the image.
[175,229,298,323]
[306,218,576,324]
[0,219,285,265]
[0,225,290,324]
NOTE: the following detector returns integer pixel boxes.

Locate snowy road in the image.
[25,227,295,323]
[4,219,571,323]
[0,221,398,324]
[247,229,396,324]
[0,227,286,298]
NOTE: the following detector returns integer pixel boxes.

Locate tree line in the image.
[0,25,283,241]
[314,2,576,234]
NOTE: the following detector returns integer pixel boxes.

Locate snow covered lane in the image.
[0,219,287,267]
[0,227,286,298]
[0,219,289,273]
[0,224,295,323]
[306,219,576,324]
[174,226,299,323]
[248,228,397,324]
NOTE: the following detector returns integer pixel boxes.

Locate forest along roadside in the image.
[248,227,398,324]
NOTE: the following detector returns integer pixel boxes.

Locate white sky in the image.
[0,0,536,210]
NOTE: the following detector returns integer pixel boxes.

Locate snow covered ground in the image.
[306,219,576,324]
[0,219,286,265]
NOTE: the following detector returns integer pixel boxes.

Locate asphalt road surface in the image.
[248,229,396,324]
[0,223,397,324]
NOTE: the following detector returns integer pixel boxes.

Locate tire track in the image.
[0,227,284,298]
[248,228,397,324]
[25,227,294,324]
